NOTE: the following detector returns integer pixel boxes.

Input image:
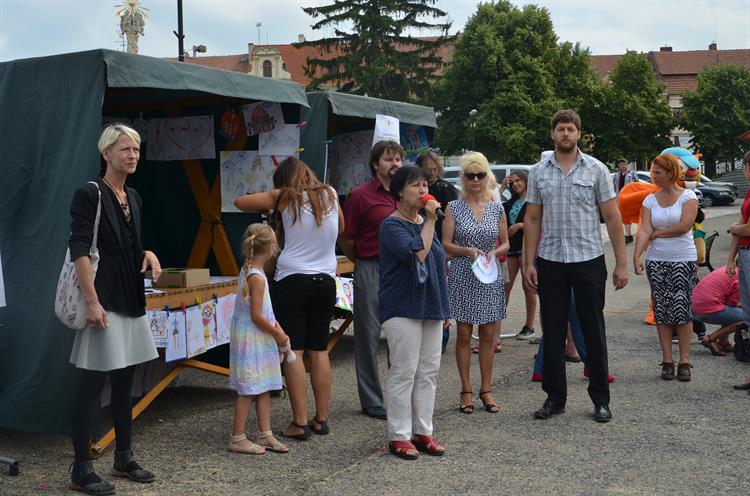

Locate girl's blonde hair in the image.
[460,151,494,201]
[241,223,277,301]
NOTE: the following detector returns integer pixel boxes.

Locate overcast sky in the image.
[1,0,749,62]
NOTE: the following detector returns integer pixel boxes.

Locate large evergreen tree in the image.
[295,0,454,102]
[681,64,750,176]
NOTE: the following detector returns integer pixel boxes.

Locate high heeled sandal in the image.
[458,390,474,414]
[479,390,500,413]
[228,434,266,455]
[258,431,289,453]
[701,336,726,356]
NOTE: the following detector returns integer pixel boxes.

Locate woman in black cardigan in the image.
[68,124,161,495]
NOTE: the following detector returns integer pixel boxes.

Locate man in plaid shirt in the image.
[523,110,629,424]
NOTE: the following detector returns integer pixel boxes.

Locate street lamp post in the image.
[469,109,478,151]
[175,0,185,61]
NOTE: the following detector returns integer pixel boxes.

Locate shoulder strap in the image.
[87,181,102,254]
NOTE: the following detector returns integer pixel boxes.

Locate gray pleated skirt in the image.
[69,312,158,371]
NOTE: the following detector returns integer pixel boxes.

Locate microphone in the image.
[420,194,445,218]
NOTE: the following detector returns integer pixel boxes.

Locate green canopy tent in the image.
[299,91,438,180]
[0,49,308,433]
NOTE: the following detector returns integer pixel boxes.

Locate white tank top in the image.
[275,188,340,281]
[643,189,698,262]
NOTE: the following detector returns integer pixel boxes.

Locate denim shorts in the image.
[693,305,744,326]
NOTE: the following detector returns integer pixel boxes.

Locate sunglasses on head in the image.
[464,172,487,181]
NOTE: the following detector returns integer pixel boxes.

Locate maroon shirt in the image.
[342,178,397,259]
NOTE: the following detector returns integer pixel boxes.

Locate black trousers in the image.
[537,255,610,407]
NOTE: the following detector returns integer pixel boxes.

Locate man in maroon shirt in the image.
[339,140,404,419]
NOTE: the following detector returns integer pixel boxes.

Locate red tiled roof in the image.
[590,54,623,79]
[649,48,750,75]
[167,54,250,73]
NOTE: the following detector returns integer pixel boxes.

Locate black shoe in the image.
[517,325,535,340]
[69,460,116,495]
[593,405,612,423]
[533,399,565,419]
[362,406,387,420]
[111,449,155,483]
[732,383,750,391]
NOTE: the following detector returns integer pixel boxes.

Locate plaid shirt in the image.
[527,150,616,263]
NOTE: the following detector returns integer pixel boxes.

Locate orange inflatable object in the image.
[617,182,659,225]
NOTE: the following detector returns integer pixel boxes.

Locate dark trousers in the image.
[537,255,610,407]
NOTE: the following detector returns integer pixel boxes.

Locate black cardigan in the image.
[68,178,146,314]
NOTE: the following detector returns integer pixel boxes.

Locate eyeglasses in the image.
[464,172,487,181]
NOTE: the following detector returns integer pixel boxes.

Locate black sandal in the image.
[479,390,500,413]
[111,449,155,483]
[69,460,116,495]
[309,416,330,435]
[279,421,312,441]
[458,390,474,414]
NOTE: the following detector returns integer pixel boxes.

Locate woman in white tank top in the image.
[234,157,343,439]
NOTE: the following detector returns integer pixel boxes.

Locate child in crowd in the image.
[228,224,291,455]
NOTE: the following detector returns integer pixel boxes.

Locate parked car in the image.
[701,176,738,198]
[445,164,533,202]
[697,184,734,206]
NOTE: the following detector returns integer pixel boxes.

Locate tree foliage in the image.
[295,0,454,102]
[681,64,750,173]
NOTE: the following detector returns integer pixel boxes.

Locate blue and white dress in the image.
[447,199,506,324]
[229,267,282,395]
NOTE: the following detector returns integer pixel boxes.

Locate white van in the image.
[444,164,534,200]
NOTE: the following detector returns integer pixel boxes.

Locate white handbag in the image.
[54,182,102,330]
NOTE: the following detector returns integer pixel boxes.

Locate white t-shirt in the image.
[275,188,340,280]
[643,189,698,262]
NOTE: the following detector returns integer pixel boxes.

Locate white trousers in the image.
[383,317,442,441]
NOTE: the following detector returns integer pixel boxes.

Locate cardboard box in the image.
[152,268,210,288]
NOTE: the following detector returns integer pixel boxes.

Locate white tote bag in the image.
[54,182,102,330]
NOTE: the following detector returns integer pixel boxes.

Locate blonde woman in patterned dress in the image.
[442,152,509,415]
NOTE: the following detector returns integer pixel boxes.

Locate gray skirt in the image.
[69,312,158,371]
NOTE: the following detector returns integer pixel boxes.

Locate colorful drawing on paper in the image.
[147,310,169,348]
[334,277,353,312]
[328,129,374,195]
[146,116,216,161]
[200,300,218,349]
[165,310,187,362]
[242,101,284,136]
[215,293,236,346]
[258,124,300,156]
[220,151,289,213]
[185,305,206,358]
[400,123,430,165]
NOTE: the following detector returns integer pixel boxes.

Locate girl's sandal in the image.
[228,434,266,455]
[309,416,330,435]
[479,390,500,413]
[458,390,474,414]
[388,440,419,460]
[258,431,289,453]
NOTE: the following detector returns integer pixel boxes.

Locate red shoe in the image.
[411,434,445,456]
[583,367,616,383]
[531,373,543,382]
[388,440,419,460]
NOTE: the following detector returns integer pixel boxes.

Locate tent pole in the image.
[175,0,185,61]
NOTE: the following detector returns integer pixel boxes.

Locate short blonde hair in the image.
[460,152,494,200]
[98,123,141,153]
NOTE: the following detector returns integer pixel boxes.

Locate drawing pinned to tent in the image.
[242,101,284,136]
[335,277,354,312]
[258,124,300,156]
[219,110,243,140]
[200,300,218,350]
[220,151,290,212]
[373,114,400,147]
[215,293,236,346]
[146,116,216,161]
[328,129,374,195]
[400,123,430,165]
[165,310,187,362]
[147,310,169,348]
[185,304,206,358]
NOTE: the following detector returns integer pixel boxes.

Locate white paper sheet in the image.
[147,116,216,161]
[258,124,300,156]
[220,151,289,213]
[373,114,400,147]
[242,101,284,136]
[165,310,187,362]
[215,293,236,346]
[147,310,170,348]
[328,129,374,195]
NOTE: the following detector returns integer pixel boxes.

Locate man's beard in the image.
[555,141,576,153]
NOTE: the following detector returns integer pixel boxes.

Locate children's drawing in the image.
[215,293,236,346]
[200,300,217,349]
[334,277,354,312]
[220,151,290,212]
[165,310,187,362]
[185,304,206,358]
[329,129,374,195]
[147,310,169,348]
[146,116,215,161]
[400,123,429,165]
[258,124,300,156]
[242,101,284,136]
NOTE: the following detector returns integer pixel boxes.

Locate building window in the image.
[262,60,272,78]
